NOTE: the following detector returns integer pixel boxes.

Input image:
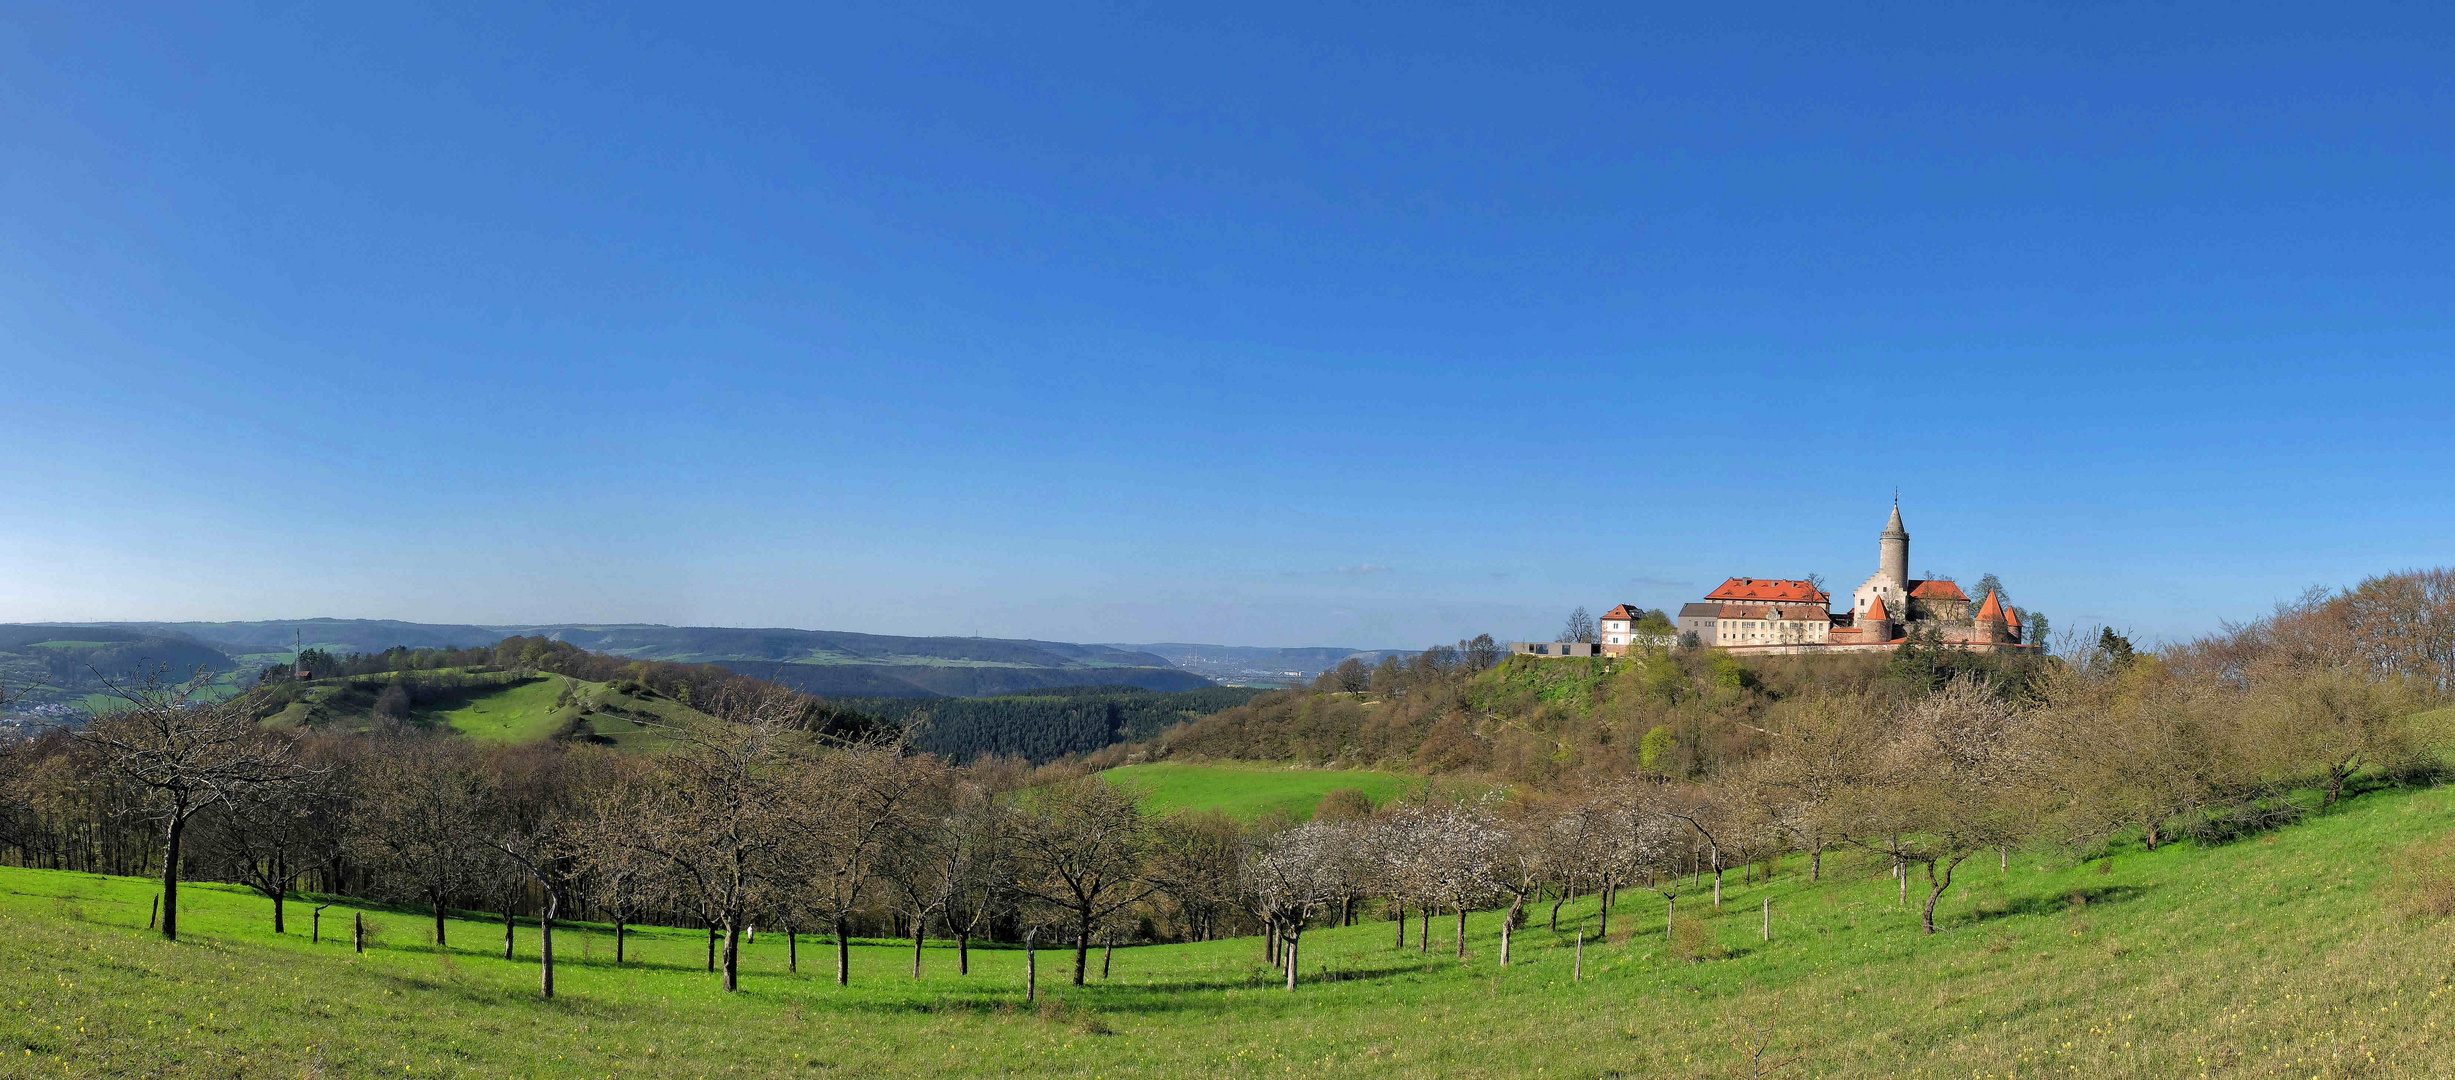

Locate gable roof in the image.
[1704,578,1830,604]
[1600,604,1648,623]
[1908,579,1968,602]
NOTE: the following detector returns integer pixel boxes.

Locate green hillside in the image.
[1106,761,1412,820]
[258,670,702,748]
[7,782,2455,1077]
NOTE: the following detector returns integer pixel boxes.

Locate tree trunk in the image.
[912,916,926,978]
[1501,896,1523,966]
[149,894,159,931]
[1454,906,1468,959]
[272,883,286,935]
[1393,900,1405,949]
[1712,846,1723,909]
[834,915,852,987]
[159,815,185,942]
[539,894,559,999]
[432,891,447,949]
[1549,893,1567,931]
[1283,926,1300,991]
[1419,906,1430,953]
[504,905,516,960]
[1598,887,1611,941]
[723,919,742,992]
[312,905,325,944]
[1920,855,1969,934]
[616,917,626,964]
[707,922,717,972]
[1102,934,1113,979]
[1072,912,1092,987]
[1811,843,1822,883]
[957,929,969,975]
[787,925,797,974]
[1025,928,1038,1004]
[354,911,365,954]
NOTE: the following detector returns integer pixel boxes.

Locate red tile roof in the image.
[1908,579,1968,601]
[1974,590,2008,623]
[1600,604,1645,622]
[1864,594,1892,622]
[1704,578,1829,604]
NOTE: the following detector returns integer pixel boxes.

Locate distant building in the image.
[1510,641,1604,658]
[1597,604,1676,655]
[1675,500,2030,655]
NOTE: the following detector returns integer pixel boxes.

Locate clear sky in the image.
[5,2,2453,650]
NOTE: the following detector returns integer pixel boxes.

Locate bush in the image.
[1669,915,1723,964]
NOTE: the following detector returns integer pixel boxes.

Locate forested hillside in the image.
[0,626,238,706]
[842,685,1268,762]
[1150,634,2047,782]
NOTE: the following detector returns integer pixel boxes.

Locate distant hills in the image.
[7,620,1400,703]
[1104,643,1412,686]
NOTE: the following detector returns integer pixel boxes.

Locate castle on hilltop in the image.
[1649,500,2029,655]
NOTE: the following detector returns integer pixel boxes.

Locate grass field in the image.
[12,782,2455,1078]
[434,676,576,742]
[1104,761,1413,820]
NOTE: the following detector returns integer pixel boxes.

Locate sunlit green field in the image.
[9,782,2455,1077]
[432,675,576,742]
[1105,761,1412,820]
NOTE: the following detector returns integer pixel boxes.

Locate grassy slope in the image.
[1106,761,1412,820]
[255,672,698,748]
[12,786,2455,1078]
[432,676,575,742]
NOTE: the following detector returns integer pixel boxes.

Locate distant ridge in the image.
[19,620,1431,700]
[36,620,1211,700]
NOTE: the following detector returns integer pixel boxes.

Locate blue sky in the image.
[5,2,2453,649]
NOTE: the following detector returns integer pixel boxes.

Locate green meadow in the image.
[9,782,2455,1078]
[1105,761,1412,820]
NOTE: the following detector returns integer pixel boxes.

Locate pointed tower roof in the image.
[1881,499,1908,539]
[2003,601,2022,628]
[1864,594,1891,622]
[1974,590,2008,624]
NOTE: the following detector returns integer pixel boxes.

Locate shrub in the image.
[1669,915,1723,964]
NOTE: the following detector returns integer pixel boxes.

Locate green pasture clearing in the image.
[9,782,2455,1077]
[1105,761,1413,820]
[435,675,580,742]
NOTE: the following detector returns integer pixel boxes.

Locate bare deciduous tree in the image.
[78,671,299,941]
[1006,775,1155,986]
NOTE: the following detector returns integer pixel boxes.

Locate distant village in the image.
[1516,500,2038,658]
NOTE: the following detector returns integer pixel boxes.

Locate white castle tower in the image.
[1852,498,1912,625]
